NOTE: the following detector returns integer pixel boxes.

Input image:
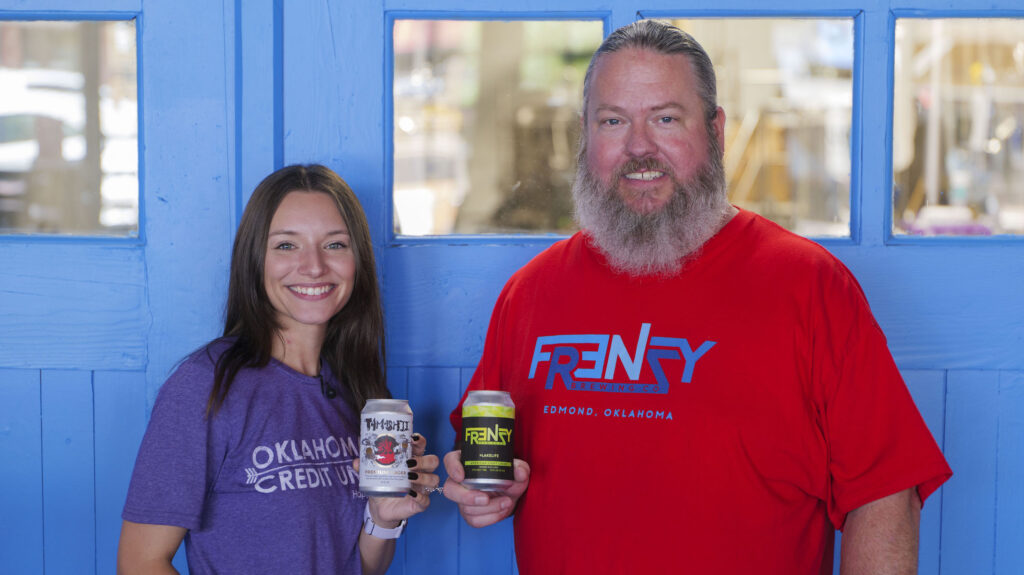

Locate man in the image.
[443,20,950,574]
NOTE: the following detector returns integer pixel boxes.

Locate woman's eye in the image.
[326,241,348,250]
[274,242,295,250]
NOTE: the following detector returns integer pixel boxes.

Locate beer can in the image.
[359,399,413,497]
[461,390,515,491]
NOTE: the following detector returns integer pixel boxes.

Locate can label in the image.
[359,411,412,495]
[462,404,514,481]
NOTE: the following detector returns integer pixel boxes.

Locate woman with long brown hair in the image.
[117,164,438,575]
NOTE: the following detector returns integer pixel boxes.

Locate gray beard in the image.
[572,142,731,277]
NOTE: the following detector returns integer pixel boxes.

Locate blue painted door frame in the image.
[0,0,235,573]
[1,0,1022,574]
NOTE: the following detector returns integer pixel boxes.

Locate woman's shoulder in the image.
[180,337,234,372]
[158,337,236,398]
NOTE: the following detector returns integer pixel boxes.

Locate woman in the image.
[117,165,438,575]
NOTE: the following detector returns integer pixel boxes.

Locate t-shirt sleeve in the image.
[122,357,222,530]
[818,266,952,530]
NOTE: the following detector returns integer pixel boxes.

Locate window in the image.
[893,18,1024,236]
[391,17,854,237]
[667,18,854,237]
[392,19,603,236]
[0,20,138,236]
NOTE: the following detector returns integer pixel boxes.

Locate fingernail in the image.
[408,489,418,498]
[473,495,488,505]
[408,472,419,480]
[406,459,417,468]
[500,499,511,510]
[412,433,422,441]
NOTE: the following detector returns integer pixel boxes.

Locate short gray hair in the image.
[581,20,718,123]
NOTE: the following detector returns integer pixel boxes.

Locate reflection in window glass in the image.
[894,19,1024,236]
[393,18,852,237]
[393,20,602,235]
[0,20,137,236]
[669,18,853,237]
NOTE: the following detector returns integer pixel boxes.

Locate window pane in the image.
[393,18,852,237]
[0,20,138,236]
[393,19,602,235]
[668,18,853,237]
[894,19,1024,236]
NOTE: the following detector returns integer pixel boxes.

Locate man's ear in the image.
[712,106,726,152]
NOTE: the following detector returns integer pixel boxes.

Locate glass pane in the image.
[894,19,1024,236]
[393,18,852,237]
[0,20,138,236]
[668,18,853,237]
[393,20,603,235]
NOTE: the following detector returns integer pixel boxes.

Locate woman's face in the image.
[263,190,356,337]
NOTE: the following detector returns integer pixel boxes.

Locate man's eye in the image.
[658,116,676,124]
[602,118,621,126]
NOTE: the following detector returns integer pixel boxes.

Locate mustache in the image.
[614,158,674,180]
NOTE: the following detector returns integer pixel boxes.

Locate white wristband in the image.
[363,502,406,539]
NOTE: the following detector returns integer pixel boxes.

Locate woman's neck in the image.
[270,328,325,376]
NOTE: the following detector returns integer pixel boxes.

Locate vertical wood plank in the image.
[238,0,278,212]
[903,369,945,575]
[942,370,998,575]
[143,0,235,408]
[403,368,460,575]
[94,371,148,575]
[41,369,95,573]
[283,0,385,247]
[995,371,1024,575]
[0,369,44,573]
[387,367,409,402]
[456,366,515,575]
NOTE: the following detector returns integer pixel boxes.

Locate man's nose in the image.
[625,123,657,157]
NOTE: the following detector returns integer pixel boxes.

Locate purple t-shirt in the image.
[123,342,364,574]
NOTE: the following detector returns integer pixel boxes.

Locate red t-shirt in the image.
[450,210,951,574]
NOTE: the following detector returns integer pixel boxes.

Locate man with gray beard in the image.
[444,19,950,575]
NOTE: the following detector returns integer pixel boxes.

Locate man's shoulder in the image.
[732,212,868,304]
[738,212,847,269]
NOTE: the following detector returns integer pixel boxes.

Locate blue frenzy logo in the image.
[528,323,715,394]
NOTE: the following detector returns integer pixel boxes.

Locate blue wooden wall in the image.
[0,0,1022,574]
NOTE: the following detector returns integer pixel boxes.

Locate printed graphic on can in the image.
[461,390,515,491]
[359,399,413,497]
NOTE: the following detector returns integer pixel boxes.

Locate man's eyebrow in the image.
[649,102,686,112]
[592,102,688,114]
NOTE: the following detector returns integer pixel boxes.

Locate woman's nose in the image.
[299,248,325,276]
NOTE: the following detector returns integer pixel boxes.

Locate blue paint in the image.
[234,0,244,225]
[93,370,147,575]
[41,370,95,573]
[903,370,946,575]
[406,368,461,575]
[995,372,1024,575]
[272,0,284,170]
[0,369,44,574]
[943,371,999,573]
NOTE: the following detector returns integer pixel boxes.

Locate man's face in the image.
[583,48,724,215]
